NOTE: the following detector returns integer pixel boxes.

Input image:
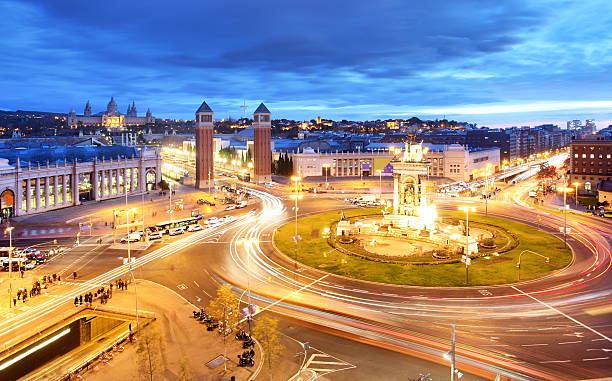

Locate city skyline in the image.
[1,0,611,127]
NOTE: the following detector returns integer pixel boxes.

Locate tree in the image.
[178,357,193,381]
[157,179,170,191]
[207,284,241,371]
[137,323,166,381]
[207,284,241,326]
[253,315,284,380]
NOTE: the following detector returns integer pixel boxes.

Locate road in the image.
[1,177,611,380]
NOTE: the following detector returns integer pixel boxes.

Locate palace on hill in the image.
[67,97,155,128]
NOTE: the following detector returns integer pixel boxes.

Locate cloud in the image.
[0,0,610,126]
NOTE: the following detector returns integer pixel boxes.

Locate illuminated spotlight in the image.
[0,328,71,371]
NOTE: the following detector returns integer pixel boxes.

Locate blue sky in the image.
[1,0,611,127]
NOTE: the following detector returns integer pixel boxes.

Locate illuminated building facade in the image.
[67,97,154,129]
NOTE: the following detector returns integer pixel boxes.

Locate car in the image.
[225,205,236,211]
[148,232,163,240]
[236,201,247,208]
[120,235,140,243]
[24,261,36,270]
[187,224,203,232]
[197,199,206,205]
[168,228,185,236]
[205,217,219,225]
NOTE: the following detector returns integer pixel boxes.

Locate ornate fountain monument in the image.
[336,141,479,260]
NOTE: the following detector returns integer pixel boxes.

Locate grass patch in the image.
[274,208,572,287]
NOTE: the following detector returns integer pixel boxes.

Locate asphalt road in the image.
[2,178,612,380]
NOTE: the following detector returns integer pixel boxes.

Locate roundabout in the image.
[273,207,572,287]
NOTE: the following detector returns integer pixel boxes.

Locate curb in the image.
[287,369,316,381]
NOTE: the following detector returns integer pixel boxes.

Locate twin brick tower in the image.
[195,101,271,189]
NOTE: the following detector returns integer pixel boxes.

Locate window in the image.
[574,154,578,158]
[585,182,591,191]
[590,154,594,158]
[582,154,586,158]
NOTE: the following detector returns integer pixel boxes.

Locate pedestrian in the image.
[124,281,128,291]
[53,274,57,282]
[20,269,24,278]
[58,274,61,284]
[79,295,83,305]
[22,293,27,303]
[109,284,113,297]
[73,271,77,280]
[13,298,16,307]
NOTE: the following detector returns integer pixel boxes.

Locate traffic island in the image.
[274,208,572,287]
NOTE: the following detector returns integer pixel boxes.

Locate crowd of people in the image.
[13,273,61,307]
[73,279,129,307]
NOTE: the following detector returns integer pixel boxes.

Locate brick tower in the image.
[253,103,272,184]
[195,101,214,190]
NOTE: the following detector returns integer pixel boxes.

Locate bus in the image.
[155,216,202,234]
[237,172,251,182]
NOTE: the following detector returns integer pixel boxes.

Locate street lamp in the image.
[572,182,580,209]
[517,250,549,281]
[458,206,476,285]
[5,226,14,309]
[483,163,492,216]
[119,207,139,330]
[322,163,331,188]
[557,186,574,247]
[375,169,383,199]
[290,176,303,272]
[238,237,256,338]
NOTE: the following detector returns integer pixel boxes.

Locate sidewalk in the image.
[80,279,259,381]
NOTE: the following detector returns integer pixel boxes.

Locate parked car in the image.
[169,228,185,236]
[225,205,236,211]
[148,232,163,240]
[187,224,203,232]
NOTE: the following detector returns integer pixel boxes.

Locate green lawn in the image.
[274,208,572,287]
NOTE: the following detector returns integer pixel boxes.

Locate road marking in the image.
[478,289,492,296]
[583,357,609,361]
[540,360,571,364]
[558,341,581,345]
[592,338,606,342]
[586,348,612,352]
[177,284,187,290]
[511,286,612,343]
[522,343,548,347]
[193,280,200,288]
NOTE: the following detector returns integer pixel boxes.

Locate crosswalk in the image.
[302,352,355,377]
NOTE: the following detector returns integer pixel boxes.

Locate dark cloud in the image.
[0,0,611,125]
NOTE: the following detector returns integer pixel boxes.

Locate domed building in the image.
[67,97,155,129]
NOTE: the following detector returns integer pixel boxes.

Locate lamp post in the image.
[322,163,331,189]
[290,176,302,272]
[5,226,14,309]
[484,163,492,216]
[572,182,580,209]
[517,250,549,281]
[238,237,255,338]
[558,187,574,247]
[120,207,139,330]
[168,182,173,220]
[459,206,476,285]
[375,169,383,199]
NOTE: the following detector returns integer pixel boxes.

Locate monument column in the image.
[393,173,400,214]
[253,103,272,184]
[195,101,214,190]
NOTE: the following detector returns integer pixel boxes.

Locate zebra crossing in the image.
[302,352,356,377]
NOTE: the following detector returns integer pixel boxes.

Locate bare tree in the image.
[137,323,165,381]
[253,314,284,380]
[178,357,193,381]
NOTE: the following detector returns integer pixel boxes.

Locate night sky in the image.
[1,0,611,127]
